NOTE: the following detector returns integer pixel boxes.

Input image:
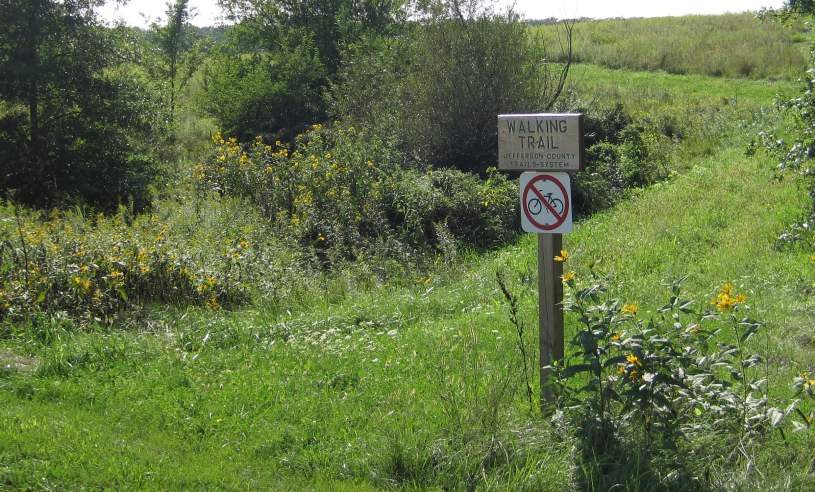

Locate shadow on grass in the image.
[575,420,709,492]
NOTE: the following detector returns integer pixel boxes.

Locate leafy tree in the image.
[197,0,402,139]
[0,0,165,210]
[199,33,327,140]
[219,0,402,75]
[330,0,573,172]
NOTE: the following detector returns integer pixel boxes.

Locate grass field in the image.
[2,59,815,489]
[535,13,809,79]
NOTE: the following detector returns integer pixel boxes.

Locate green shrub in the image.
[0,203,253,325]
[196,124,519,264]
[565,102,672,217]
[329,5,572,173]
[198,37,327,140]
[551,267,775,489]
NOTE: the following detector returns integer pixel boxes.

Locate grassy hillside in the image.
[536,13,808,79]
[2,63,814,489]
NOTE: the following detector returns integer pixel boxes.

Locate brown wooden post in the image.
[538,233,564,407]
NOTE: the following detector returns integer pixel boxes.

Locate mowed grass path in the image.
[2,68,815,489]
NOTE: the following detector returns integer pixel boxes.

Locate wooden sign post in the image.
[498,114,583,409]
[538,234,564,404]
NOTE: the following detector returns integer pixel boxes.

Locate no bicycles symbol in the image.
[520,172,573,234]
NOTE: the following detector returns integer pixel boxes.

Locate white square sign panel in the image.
[519,172,573,234]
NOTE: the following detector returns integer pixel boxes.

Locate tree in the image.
[331,0,573,172]
[199,34,327,140]
[0,0,165,210]
[197,0,402,139]
[151,0,204,129]
[219,0,402,75]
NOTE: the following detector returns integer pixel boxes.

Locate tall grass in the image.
[535,13,807,79]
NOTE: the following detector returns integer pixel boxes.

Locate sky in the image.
[98,0,787,28]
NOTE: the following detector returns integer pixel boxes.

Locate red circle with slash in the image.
[522,174,570,231]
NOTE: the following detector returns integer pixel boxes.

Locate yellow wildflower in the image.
[561,270,576,282]
[554,249,570,262]
[626,354,642,367]
[710,283,746,312]
[622,303,638,315]
[110,270,124,280]
[610,333,621,342]
[206,297,220,311]
[239,240,250,250]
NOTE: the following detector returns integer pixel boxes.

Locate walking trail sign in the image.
[498,114,584,171]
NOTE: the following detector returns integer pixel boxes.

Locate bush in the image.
[196,124,519,264]
[330,3,573,173]
[0,203,254,325]
[551,266,774,489]
[0,73,165,213]
[565,103,672,217]
[198,37,327,141]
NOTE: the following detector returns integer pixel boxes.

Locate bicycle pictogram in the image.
[527,193,564,217]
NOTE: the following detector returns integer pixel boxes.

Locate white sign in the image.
[520,172,573,234]
[498,113,583,171]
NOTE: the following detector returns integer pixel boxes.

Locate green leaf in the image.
[740,324,759,342]
[678,300,695,313]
